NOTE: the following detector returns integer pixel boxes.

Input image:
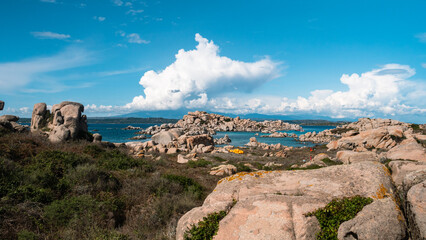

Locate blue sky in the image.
[0,0,425,122]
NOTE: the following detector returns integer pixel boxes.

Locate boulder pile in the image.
[137,111,302,136]
[0,101,28,133]
[30,101,93,143]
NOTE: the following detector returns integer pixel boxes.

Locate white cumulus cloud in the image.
[31,31,71,40]
[276,64,425,117]
[127,33,280,110]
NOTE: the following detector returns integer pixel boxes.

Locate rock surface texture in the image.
[177,162,402,239]
[30,103,48,132]
[45,101,91,143]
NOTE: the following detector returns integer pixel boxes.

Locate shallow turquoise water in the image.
[88,123,335,147]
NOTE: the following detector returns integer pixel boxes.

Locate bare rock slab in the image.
[177,162,398,239]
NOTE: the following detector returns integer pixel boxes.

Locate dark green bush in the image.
[306,196,373,239]
[162,174,204,200]
[184,211,227,240]
[234,163,252,172]
[17,230,38,240]
[188,159,211,168]
[44,195,102,227]
[321,158,342,166]
[97,149,144,170]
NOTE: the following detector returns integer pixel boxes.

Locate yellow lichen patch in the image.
[382,165,392,177]
[372,184,389,199]
[217,170,276,185]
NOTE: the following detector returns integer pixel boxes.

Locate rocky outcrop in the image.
[327,127,405,151]
[209,164,237,176]
[261,131,297,138]
[0,100,4,110]
[337,198,406,240]
[177,162,402,239]
[386,138,426,162]
[0,114,27,133]
[93,133,102,143]
[47,101,91,143]
[151,131,177,145]
[299,130,338,143]
[30,103,48,132]
[214,134,232,145]
[406,180,426,240]
[336,150,378,164]
[137,111,302,136]
[186,134,214,150]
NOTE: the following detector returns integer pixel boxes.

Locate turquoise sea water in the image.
[88,123,335,147]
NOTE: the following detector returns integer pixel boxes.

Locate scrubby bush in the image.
[306,196,373,239]
[188,159,211,168]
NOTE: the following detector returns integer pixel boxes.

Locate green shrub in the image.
[321,158,342,166]
[7,185,53,204]
[212,156,226,162]
[97,150,144,170]
[162,174,204,199]
[188,159,211,168]
[306,196,373,240]
[64,164,122,194]
[44,195,101,227]
[234,163,252,172]
[17,230,38,240]
[184,210,227,240]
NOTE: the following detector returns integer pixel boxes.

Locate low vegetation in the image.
[184,200,236,240]
[306,196,373,240]
[0,132,218,239]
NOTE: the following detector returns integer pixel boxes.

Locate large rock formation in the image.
[177,162,405,239]
[30,103,48,132]
[0,100,4,110]
[28,101,92,143]
[138,111,302,136]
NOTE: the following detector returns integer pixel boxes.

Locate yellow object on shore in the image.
[229,148,244,154]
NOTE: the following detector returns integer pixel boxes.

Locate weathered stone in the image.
[386,138,426,162]
[93,133,102,143]
[209,164,237,176]
[406,180,426,240]
[177,154,189,164]
[0,115,19,122]
[313,153,330,162]
[0,100,4,110]
[48,125,71,143]
[48,101,90,142]
[338,198,406,240]
[186,134,214,150]
[31,103,47,132]
[151,130,176,145]
[177,162,396,239]
[167,147,178,154]
[388,161,426,190]
[336,150,378,164]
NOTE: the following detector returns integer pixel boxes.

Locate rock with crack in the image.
[338,198,406,240]
[406,180,426,240]
[177,162,402,239]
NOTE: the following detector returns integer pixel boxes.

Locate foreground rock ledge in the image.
[176,162,405,240]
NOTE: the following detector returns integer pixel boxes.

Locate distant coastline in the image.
[18,117,349,126]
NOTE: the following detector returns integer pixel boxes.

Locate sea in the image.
[88,123,335,147]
